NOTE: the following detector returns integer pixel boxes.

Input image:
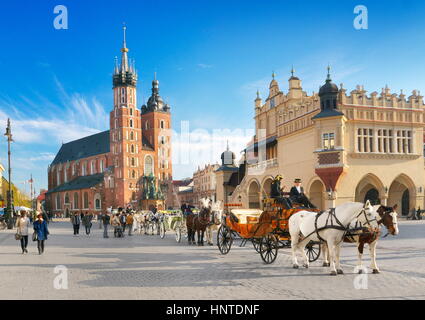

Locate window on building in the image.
[378,129,394,153]
[72,164,76,176]
[397,130,413,154]
[130,108,133,116]
[56,194,61,210]
[130,131,134,140]
[270,97,275,108]
[82,163,86,176]
[73,193,79,209]
[322,133,335,150]
[130,119,133,128]
[357,128,374,153]
[83,192,89,209]
[131,157,135,167]
[64,193,70,204]
[160,120,165,129]
[131,145,135,153]
[91,161,95,175]
[100,160,104,173]
[57,170,60,186]
[144,155,153,176]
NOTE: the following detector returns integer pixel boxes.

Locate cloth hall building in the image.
[46,28,173,216]
[225,69,425,216]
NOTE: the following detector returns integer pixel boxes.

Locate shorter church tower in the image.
[141,75,173,203]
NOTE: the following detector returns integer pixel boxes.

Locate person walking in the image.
[71,213,81,236]
[126,212,134,236]
[33,213,49,255]
[120,211,127,233]
[82,212,93,236]
[111,213,121,237]
[16,211,30,254]
[102,212,110,238]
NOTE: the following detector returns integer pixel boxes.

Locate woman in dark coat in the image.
[33,213,49,255]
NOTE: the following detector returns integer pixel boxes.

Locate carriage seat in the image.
[231,209,263,224]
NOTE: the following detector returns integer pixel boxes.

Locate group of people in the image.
[271,176,316,209]
[70,212,94,236]
[99,207,135,238]
[15,210,49,255]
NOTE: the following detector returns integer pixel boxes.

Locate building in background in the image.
[227,68,425,215]
[193,163,219,206]
[46,27,173,216]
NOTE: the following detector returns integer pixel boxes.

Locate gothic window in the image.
[130,131,134,140]
[145,121,149,130]
[115,119,118,129]
[121,88,125,103]
[64,193,70,204]
[72,164,76,176]
[56,170,60,186]
[144,155,153,176]
[160,120,165,129]
[82,163,86,176]
[100,160,104,172]
[130,119,133,128]
[131,157,135,166]
[130,108,133,116]
[91,161,96,175]
[131,145,135,153]
[94,194,101,210]
[64,169,67,183]
[132,170,136,179]
[56,194,61,210]
[83,192,89,209]
[73,193,79,209]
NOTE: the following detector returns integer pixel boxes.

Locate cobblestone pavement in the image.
[0,220,424,300]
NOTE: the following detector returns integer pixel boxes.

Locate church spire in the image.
[120,25,129,73]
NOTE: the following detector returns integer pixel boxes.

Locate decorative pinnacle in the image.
[121,24,128,53]
[256,90,260,99]
[327,65,331,80]
[272,71,276,79]
[291,66,295,77]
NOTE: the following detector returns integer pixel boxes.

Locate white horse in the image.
[321,204,399,274]
[289,201,378,275]
[205,200,224,246]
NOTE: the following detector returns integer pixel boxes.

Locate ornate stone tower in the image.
[110,26,143,208]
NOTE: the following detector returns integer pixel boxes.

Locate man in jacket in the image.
[289,179,316,209]
[102,212,111,238]
[71,213,81,236]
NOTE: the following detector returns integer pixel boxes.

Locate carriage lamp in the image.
[418,187,423,193]
[384,187,388,194]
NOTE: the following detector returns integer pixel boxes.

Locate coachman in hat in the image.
[289,179,316,209]
[270,175,292,209]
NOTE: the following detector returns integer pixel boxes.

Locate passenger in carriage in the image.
[270,175,292,209]
[289,179,316,209]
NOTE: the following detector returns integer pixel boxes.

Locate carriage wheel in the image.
[252,238,261,253]
[217,225,233,255]
[305,241,321,263]
[260,234,279,264]
[159,222,166,239]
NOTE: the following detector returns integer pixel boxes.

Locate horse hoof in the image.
[337,269,344,275]
[372,269,380,274]
[293,264,299,269]
[322,262,329,267]
[208,243,213,246]
[358,269,363,274]
[330,271,337,276]
[303,264,309,269]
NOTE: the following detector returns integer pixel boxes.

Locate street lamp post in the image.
[4,118,14,229]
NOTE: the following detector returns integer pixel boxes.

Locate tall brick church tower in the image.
[110,26,144,207]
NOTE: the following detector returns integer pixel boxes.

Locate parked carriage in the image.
[217,199,321,264]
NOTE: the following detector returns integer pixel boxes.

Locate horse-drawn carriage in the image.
[158,210,189,242]
[217,199,321,264]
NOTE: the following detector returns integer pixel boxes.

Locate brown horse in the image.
[186,198,212,246]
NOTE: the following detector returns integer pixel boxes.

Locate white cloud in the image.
[0,77,108,145]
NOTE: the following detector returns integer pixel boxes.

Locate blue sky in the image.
[0,0,425,195]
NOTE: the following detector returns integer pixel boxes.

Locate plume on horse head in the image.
[199,198,213,210]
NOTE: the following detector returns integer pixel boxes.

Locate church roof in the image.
[46,173,105,194]
[51,131,110,166]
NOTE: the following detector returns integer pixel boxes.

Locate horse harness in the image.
[304,207,377,243]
